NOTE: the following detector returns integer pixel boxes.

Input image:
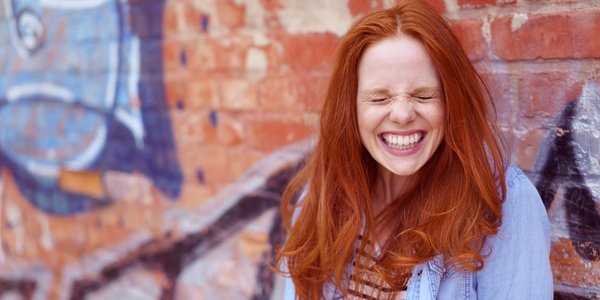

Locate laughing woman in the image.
[276,0,553,299]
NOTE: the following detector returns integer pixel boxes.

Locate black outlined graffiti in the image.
[67,163,299,300]
[0,279,36,299]
[534,98,600,262]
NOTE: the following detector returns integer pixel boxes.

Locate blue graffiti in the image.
[0,0,182,215]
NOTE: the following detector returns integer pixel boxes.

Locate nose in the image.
[389,98,416,124]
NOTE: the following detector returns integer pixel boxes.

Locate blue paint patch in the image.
[209,110,218,127]
[201,14,210,32]
[176,99,185,110]
[195,168,205,184]
[179,48,187,66]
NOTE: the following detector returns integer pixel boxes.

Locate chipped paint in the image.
[246,47,268,81]
[511,13,528,32]
[277,0,353,35]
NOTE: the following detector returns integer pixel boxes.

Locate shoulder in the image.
[504,163,529,188]
[473,164,553,297]
[502,164,547,219]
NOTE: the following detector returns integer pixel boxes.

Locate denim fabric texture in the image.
[283,165,553,299]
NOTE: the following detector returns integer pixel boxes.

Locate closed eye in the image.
[370,97,390,103]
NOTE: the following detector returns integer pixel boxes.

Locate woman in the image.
[276,1,553,299]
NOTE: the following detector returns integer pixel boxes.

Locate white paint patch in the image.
[7,83,75,103]
[243,0,266,32]
[104,41,119,108]
[128,37,141,104]
[511,13,528,32]
[24,161,59,178]
[64,123,107,170]
[573,81,600,200]
[482,16,492,45]
[5,202,24,254]
[277,0,352,35]
[246,47,268,81]
[382,0,395,9]
[41,0,109,9]
[38,215,54,251]
[443,0,459,13]
[116,108,145,149]
[103,171,153,204]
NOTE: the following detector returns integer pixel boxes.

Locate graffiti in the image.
[48,142,302,299]
[534,82,600,262]
[0,0,182,215]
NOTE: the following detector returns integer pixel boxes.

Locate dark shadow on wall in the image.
[535,101,600,262]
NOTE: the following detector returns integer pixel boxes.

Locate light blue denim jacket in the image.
[283,165,553,299]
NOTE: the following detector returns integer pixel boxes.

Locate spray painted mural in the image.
[0,0,182,216]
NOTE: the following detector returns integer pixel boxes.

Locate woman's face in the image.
[356,35,445,178]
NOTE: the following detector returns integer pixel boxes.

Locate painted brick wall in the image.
[0,0,598,299]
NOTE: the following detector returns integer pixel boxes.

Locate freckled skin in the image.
[356,35,445,198]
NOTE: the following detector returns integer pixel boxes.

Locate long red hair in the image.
[276,1,508,298]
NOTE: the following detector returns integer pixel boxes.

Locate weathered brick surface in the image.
[0,0,599,299]
[491,10,600,60]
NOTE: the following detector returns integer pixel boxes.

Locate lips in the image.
[380,131,424,150]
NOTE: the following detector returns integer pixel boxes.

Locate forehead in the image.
[357,35,440,92]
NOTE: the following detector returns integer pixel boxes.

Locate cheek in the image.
[426,105,445,129]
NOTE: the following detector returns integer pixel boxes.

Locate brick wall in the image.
[0,0,598,299]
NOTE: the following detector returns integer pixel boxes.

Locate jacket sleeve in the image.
[475,166,553,299]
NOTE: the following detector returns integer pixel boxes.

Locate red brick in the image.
[550,238,600,288]
[162,39,187,72]
[513,128,546,170]
[297,74,329,112]
[349,0,373,15]
[517,71,582,118]
[216,0,246,29]
[480,72,513,124]
[213,36,253,72]
[170,110,205,146]
[187,78,218,109]
[227,149,266,178]
[178,146,240,184]
[425,0,446,12]
[491,11,600,60]
[458,0,496,8]
[164,76,189,108]
[219,79,257,110]
[263,43,285,71]
[280,32,339,71]
[257,75,303,111]
[187,39,218,73]
[451,19,489,62]
[244,114,312,150]
[170,107,233,150]
[214,111,244,146]
[162,2,182,38]
[180,1,207,34]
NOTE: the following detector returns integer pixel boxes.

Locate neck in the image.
[371,166,413,214]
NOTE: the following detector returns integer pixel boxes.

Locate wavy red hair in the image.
[276,1,508,298]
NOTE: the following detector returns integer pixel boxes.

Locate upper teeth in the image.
[382,132,422,146]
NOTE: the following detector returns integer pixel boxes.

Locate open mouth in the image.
[380,132,424,150]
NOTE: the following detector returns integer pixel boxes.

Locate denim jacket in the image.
[283,165,553,299]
